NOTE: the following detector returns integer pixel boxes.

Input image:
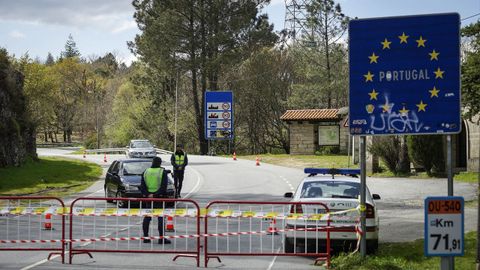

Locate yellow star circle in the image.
[381,38,391,49]
[429,50,440,61]
[364,71,374,82]
[398,32,409,44]
[369,52,379,64]
[434,68,444,79]
[416,101,428,112]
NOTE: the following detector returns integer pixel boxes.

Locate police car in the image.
[283,168,380,253]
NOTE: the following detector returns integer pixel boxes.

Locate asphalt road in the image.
[0,148,477,269]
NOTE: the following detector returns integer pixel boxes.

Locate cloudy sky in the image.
[0,0,479,65]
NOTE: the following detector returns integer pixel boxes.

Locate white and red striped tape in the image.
[0,225,361,244]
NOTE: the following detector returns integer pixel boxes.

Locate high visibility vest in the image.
[143,168,164,193]
[175,154,185,167]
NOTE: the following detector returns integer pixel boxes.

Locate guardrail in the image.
[84,148,173,155]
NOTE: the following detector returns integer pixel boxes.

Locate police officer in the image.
[139,156,171,244]
[170,144,188,198]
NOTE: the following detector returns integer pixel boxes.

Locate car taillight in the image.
[290,204,303,214]
[366,204,375,218]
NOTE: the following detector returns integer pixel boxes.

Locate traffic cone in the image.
[266,218,278,235]
[83,150,86,158]
[165,216,175,232]
[233,152,237,161]
[43,213,53,230]
[255,156,260,166]
[104,153,107,163]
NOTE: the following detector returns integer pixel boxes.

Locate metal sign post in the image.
[348,13,461,260]
[360,136,367,257]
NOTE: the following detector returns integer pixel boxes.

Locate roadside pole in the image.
[440,135,454,270]
[174,70,178,152]
[477,134,480,270]
[360,135,367,257]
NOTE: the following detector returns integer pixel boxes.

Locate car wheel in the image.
[116,192,127,208]
[367,239,379,254]
[105,187,114,203]
[284,237,295,253]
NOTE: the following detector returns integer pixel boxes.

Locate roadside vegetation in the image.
[0,157,102,197]
[331,231,476,270]
[236,154,478,183]
[237,154,354,170]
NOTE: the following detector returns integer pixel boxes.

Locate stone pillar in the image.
[466,116,480,172]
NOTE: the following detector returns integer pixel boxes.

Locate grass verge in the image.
[237,154,356,169]
[454,172,480,184]
[237,154,479,183]
[331,231,477,270]
[0,157,102,197]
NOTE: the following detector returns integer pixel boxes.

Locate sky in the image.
[1,0,479,65]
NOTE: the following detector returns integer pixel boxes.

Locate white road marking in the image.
[266,247,282,270]
[21,257,57,270]
[184,166,203,199]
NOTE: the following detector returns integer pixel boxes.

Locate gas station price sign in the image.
[424,196,464,257]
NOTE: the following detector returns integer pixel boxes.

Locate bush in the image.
[368,136,410,175]
[407,135,444,176]
[83,134,98,150]
[316,145,340,155]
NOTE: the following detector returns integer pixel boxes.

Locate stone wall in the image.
[289,122,315,154]
[466,116,480,172]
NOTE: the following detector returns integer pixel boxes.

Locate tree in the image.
[229,48,293,153]
[20,59,56,142]
[45,52,55,66]
[407,135,444,176]
[299,0,349,109]
[61,34,80,59]
[461,22,480,122]
[368,136,410,175]
[129,0,277,154]
[0,48,36,167]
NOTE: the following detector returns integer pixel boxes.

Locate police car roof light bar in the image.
[304,168,361,177]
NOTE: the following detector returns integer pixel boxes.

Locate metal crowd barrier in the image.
[68,197,201,266]
[203,200,332,268]
[0,196,66,263]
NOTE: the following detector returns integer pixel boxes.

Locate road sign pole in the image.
[360,135,367,257]
[440,135,454,270]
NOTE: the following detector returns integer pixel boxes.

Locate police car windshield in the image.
[122,161,151,175]
[300,181,360,199]
[131,141,153,148]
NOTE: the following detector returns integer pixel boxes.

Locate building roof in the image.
[280,109,340,121]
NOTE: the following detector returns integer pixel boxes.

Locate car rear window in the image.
[300,181,360,199]
[131,141,153,148]
[122,161,152,175]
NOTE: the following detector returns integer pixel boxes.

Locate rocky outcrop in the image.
[0,49,36,167]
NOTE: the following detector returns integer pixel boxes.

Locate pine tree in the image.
[61,34,80,59]
[45,52,55,65]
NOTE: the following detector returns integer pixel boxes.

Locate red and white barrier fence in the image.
[204,201,332,268]
[0,196,362,268]
[0,196,66,263]
[68,197,201,266]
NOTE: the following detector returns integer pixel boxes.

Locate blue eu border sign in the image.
[424,196,464,257]
[349,13,461,136]
[204,91,233,140]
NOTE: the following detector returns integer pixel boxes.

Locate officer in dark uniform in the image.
[139,156,171,244]
[170,144,188,198]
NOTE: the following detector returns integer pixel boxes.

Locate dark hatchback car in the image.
[104,159,176,207]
